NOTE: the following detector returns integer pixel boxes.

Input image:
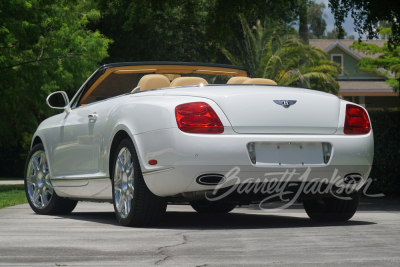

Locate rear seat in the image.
[170,77,208,87]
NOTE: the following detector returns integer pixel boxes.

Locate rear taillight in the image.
[344,104,371,134]
[175,102,224,133]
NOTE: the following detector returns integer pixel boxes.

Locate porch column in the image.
[359,96,366,107]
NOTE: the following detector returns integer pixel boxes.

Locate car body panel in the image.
[30,64,373,202]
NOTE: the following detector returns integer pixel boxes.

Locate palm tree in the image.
[221,16,343,94]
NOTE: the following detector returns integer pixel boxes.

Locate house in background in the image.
[310,40,400,110]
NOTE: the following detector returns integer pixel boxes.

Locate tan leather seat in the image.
[227,77,250,84]
[170,77,208,87]
[136,74,171,92]
[243,78,277,85]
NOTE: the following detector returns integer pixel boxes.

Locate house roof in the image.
[309,39,386,59]
[338,81,398,96]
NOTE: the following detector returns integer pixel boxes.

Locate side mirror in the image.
[46,91,71,113]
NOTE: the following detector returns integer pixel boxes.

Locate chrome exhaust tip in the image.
[343,173,363,184]
[196,174,226,185]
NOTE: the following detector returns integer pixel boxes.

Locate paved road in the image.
[0,180,24,185]
[0,199,399,266]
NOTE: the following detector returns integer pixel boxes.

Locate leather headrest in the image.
[136,74,170,91]
[170,77,209,87]
[227,77,250,84]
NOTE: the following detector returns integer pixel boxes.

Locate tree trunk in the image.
[299,0,309,44]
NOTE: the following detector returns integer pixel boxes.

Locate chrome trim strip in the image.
[142,167,174,176]
[50,177,109,182]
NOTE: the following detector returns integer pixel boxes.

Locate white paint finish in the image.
[165,85,341,134]
[31,83,373,199]
[138,128,373,196]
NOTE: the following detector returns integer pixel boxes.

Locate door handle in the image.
[88,113,98,121]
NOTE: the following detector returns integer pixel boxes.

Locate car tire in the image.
[25,144,78,215]
[190,200,236,213]
[111,138,167,227]
[303,191,361,222]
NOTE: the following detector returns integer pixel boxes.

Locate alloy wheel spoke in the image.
[41,188,48,206]
[27,181,35,186]
[32,156,40,171]
[45,181,53,194]
[114,174,122,184]
[124,200,128,216]
[117,156,124,172]
[127,184,134,195]
[32,187,39,203]
[126,198,131,215]
[126,162,133,174]
[117,195,124,213]
[39,191,45,207]
[40,152,46,171]
[114,185,122,192]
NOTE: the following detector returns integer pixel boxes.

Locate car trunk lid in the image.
[165,85,341,134]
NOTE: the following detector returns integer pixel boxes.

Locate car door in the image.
[50,104,99,185]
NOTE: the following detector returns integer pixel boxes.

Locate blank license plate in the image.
[255,142,323,165]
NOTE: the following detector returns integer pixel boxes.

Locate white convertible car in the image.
[25,62,373,226]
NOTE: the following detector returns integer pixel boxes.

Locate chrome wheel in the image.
[114,147,134,219]
[26,150,53,209]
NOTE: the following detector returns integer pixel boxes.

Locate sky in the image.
[314,0,365,38]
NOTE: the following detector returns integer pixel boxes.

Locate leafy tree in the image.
[221,17,341,93]
[308,1,327,39]
[93,0,302,64]
[0,0,111,150]
[326,27,348,39]
[350,33,400,91]
[328,0,400,46]
[92,0,217,63]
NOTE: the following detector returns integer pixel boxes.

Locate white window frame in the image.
[331,54,344,76]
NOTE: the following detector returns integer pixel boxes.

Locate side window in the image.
[79,73,138,106]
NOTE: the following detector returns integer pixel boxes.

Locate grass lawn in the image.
[0,177,24,180]
[0,184,27,209]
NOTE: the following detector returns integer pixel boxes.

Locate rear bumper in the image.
[134,128,374,197]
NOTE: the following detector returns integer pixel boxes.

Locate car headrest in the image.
[136,74,171,92]
[227,77,250,84]
[242,78,277,85]
[170,77,209,87]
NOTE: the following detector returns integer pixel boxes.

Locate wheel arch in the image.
[108,128,143,181]
[31,135,43,149]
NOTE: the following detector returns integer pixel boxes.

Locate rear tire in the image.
[25,144,78,215]
[111,138,167,227]
[190,200,236,213]
[303,191,361,222]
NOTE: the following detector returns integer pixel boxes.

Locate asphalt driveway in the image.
[0,199,399,266]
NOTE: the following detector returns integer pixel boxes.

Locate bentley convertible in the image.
[25,62,373,226]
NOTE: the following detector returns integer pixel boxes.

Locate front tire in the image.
[111,138,167,227]
[190,200,236,213]
[24,144,78,215]
[303,191,361,222]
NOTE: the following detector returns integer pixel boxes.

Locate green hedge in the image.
[368,110,400,196]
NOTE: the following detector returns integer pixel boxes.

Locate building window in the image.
[331,54,344,76]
